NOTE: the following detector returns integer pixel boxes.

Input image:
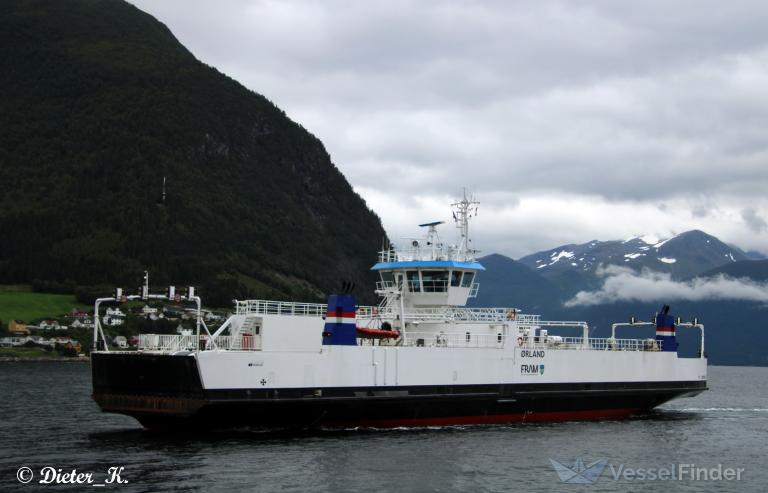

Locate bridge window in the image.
[406,271,421,292]
[379,271,394,285]
[461,271,475,288]
[450,270,462,287]
[421,270,448,292]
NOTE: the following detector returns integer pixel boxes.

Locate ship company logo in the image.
[549,458,608,484]
[520,363,545,375]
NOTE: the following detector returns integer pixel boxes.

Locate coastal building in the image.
[103,307,125,326]
[141,305,158,316]
[113,336,128,349]
[71,319,94,329]
[8,320,30,336]
[50,336,82,353]
[68,309,91,320]
[38,320,61,331]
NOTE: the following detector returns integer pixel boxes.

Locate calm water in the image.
[1,363,766,492]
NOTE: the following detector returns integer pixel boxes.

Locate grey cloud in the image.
[130,1,768,200]
[129,1,768,257]
[742,208,768,233]
[565,265,768,306]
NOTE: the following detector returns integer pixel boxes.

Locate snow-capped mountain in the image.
[473,232,766,367]
[518,230,750,281]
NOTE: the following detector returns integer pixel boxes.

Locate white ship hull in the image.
[92,314,706,430]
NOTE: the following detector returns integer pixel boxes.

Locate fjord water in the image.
[1,363,766,492]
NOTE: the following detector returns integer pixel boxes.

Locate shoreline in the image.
[0,356,89,362]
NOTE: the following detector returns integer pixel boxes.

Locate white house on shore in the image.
[37,320,70,331]
[113,335,128,348]
[103,307,125,326]
[71,318,94,329]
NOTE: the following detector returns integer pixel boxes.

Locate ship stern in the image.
[91,352,206,429]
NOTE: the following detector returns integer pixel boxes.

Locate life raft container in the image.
[356,327,401,339]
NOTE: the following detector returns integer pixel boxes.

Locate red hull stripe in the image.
[325,408,642,428]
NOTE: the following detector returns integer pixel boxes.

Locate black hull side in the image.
[91,352,206,417]
[91,353,707,430]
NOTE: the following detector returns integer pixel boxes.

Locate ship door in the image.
[241,316,262,350]
[252,323,262,349]
[373,347,390,386]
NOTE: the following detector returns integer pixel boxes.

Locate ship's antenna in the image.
[451,188,479,260]
[142,271,149,300]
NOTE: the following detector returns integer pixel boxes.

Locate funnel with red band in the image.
[322,294,358,345]
[655,305,678,352]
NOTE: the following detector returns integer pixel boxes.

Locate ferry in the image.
[90,193,707,429]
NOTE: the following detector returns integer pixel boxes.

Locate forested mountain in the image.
[0,0,386,304]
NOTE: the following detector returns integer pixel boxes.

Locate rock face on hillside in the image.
[0,0,386,304]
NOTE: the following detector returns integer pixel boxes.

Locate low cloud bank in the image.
[565,265,768,306]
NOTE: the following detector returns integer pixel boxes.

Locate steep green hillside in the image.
[0,0,386,304]
[0,285,86,323]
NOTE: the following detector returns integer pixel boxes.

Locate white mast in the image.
[451,188,479,261]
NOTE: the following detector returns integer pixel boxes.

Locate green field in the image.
[0,286,88,323]
[0,347,55,359]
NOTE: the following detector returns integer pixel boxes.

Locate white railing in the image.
[234,299,384,318]
[202,335,261,351]
[233,300,542,327]
[391,334,662,351]
[136,332,662,353]
[235,300,327,317]
[377,247,477,263]
[138,334,264,352]
[375,281,398,292]
[404,331,505,348]
[138,334,199,352]
[520,336,587,349]
[355,306,539,325]
[593,338,662,351]
[519,336,662,352]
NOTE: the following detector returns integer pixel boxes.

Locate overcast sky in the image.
[130,0,768,258]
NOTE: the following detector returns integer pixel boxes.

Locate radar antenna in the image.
[418,221,445,260]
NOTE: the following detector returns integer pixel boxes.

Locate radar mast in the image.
[451,188,479,260]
